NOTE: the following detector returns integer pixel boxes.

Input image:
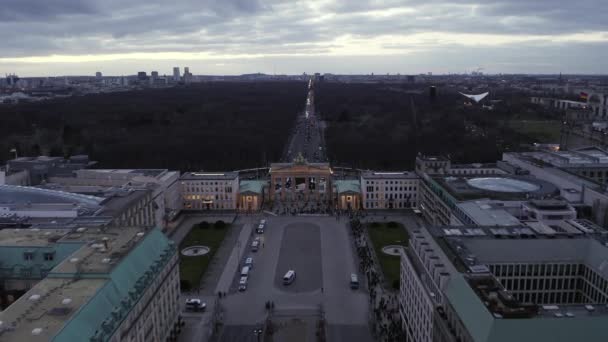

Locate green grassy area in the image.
[508,120,562,143]
[367,222,409,289]
[179,221,231,291]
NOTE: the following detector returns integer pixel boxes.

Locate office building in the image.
[173,67,180,81]
[180,172,239,210]
[0,226,181,341]
[45,168,181,227]
[360,171,420,210]
[399,224,608,342]
[6,155,96,185]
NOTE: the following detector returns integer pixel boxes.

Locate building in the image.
[0,184,156,229]
[6,155,96,185]
[269,158,331,203]
[417,156,563,226]
[46,168,181,227]
[399,224,608,342]
[334,180,361,210]
[173,67,180,82]
[95,72,102,81]
[0,226,181,342]
[180,172,239,210]
[360,171,420,210]
[238,180,267,211]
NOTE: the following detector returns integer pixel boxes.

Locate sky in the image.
[1,0,607,76]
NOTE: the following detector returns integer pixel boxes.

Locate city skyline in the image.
[1,0,607,76]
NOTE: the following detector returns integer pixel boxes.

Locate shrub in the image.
[370,222,381,228]
[214,220,226,229]
[180,279,192,292]
[387,221,399,228]
[198,221,210,229]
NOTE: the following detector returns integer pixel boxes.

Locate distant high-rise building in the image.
[151,71,159,79]
[173,67,180,81]
[137,71,148,81]
[95,71,102,80]
[183,67,193,84]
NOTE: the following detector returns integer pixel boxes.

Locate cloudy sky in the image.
[1,0,607,76]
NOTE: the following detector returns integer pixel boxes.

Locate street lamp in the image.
[253,327,263,342]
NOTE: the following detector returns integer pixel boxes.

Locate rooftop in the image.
[0,185,104,208]
[0,227,175,342]
[360,171,419,179]
[432,175,559,202]
[334,180,361,194]
[239,180,267,195]
[180,171,239,180]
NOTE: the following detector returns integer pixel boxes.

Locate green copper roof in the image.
[335,180,360,194]
[52,229,175,342]
[239,180,267,195]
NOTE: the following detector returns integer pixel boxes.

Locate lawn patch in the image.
[367,222,409,289]
[179,221,231,291]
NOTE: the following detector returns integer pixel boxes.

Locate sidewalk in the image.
[214,223,253,294]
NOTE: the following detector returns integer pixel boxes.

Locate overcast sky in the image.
[1,0,607,76]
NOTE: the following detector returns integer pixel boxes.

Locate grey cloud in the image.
[0,0,606,74]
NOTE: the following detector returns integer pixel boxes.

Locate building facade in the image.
[360,172,419,210]
[180,172,239,210]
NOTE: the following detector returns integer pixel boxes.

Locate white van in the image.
[238,276,248,291]
[240,266,250,277]
[283,270,296,285]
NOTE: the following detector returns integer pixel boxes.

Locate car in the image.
[251,240,259,252]
[185,298,206,311]
[238,276,248,291]
[256,223,265,234]
[350,273,359,290]
[283,270,296,285]
[245,257,253,268]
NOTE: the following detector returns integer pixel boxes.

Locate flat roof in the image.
[180,171,239,180]
[456,202,521,226]
[0,227,174,341]
[360,171,419,179]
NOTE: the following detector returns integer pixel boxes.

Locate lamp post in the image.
[253,327,263,342]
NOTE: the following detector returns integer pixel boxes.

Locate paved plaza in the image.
[217,216,372,342]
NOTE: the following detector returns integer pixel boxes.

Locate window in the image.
[44,252,55,261]
[23,252,34,261]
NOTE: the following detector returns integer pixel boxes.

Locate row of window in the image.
[366,193,416,200]
[183,187,233,193]
[23,251,55,261]
[365,201,415,209]
[365,180,416,185]
[184,194,233,201]
[366,186,417,192]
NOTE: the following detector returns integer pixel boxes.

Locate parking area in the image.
[218,216,372,342]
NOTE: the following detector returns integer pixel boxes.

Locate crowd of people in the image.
[350,218,406,342]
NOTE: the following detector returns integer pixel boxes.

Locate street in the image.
[283,80,327,163]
